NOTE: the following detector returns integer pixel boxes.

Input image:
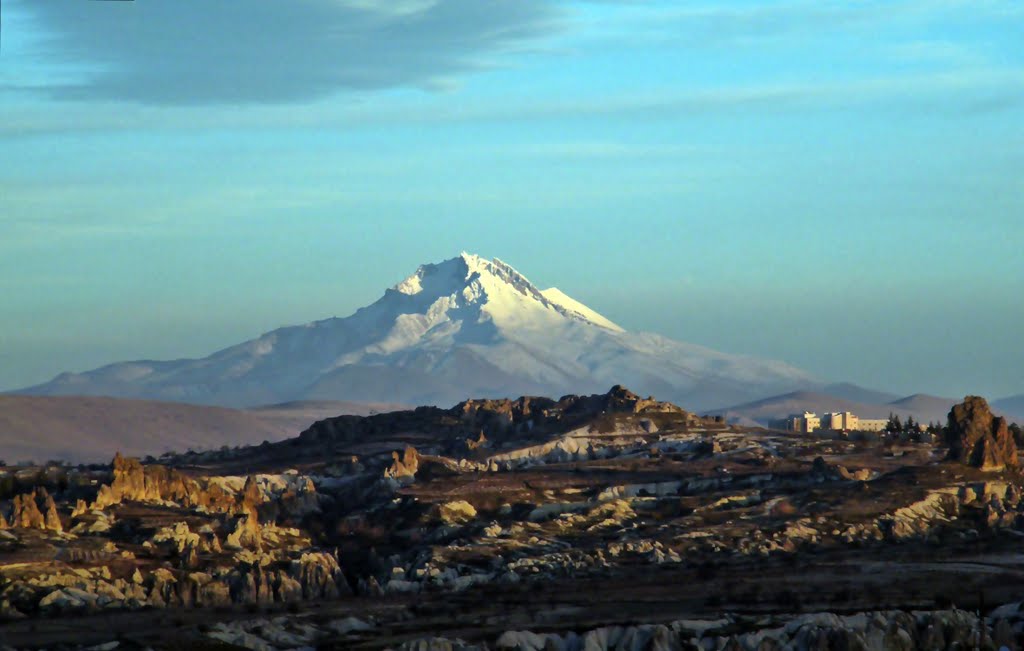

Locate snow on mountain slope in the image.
[540,287,624,333]
[14,253,818,410]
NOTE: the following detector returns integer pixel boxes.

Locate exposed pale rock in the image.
[9,488,62,532]
[495,630,550,650]
[151,521,202,556]
[391,637,487,651]
[439,500,477,525]
[92,453,240,513]
[417,607,1017,651]
[466,431,489,451]
[291,551,351,599]
[326,616,375,635]
[885,490,960,538]
[385,446,421,480]
[69,510,114,535]
[38,587,100,613]
[225,506,263,550]
[9,493,44,529]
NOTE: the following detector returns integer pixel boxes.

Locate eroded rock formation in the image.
[6,488,62,532]
[3,548,352,617]
[946,396,1019,471]
[93,453,224,511]
[385,446,420,481]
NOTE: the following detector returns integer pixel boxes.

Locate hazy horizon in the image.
[2,0,1022,401]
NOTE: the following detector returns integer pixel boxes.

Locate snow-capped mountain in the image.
[15,253,818,410]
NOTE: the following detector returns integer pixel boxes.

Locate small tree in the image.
[885,413,903,434]
[0,474,15,499]
[904,415,917,433]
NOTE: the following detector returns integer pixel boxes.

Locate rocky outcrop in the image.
[810,456,878,482]
[273,476,320,519]
[224,507,263,550]
[465,431,489,451]
[415,607,1013,651]
[438,500,477,525]
[393,638,485,651]
[453,385,691,435]
[201,614,378,651]
[92,453,232,511]
[7,488,62,532]
[385,447,420,481]
[299,386,699,448]
[90,455,315,522]
[148,521,222,561]
[2,548,351,616]
[221,475,265,550]
[599,384,687,415]
[241,475,263,510]
[9,493,44,530]
[227,549,350,604]
[946,396,1019,471]
[191,605,1023,651]
[884,490,960,539]
[206,615,376,650]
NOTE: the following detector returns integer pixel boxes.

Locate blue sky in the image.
[1,0,1022,400]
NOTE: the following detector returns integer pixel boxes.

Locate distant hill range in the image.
[245,400,406,438]
[994,394,1024,419]
[712,385,1024,428]
[0,395,403,464]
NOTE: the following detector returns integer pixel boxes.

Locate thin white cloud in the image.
[498,142,710,160]
[333,0,440,18]
[2,67,1022,138]
[575,0,1024,48]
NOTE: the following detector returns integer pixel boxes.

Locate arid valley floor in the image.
[1,387,1024,650]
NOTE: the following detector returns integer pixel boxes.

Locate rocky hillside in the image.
[297,384,697,451]
[1,390,1024,649]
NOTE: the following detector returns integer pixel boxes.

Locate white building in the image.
[782,411,888,434]
[784,412,821,433]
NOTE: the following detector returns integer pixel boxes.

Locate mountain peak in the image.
[392,252,512,296]
[18,253,817,410]
[388,253,624,333]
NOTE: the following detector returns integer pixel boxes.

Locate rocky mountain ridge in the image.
[298,384,696,449]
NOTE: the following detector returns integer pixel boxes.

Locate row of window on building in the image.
[778,411,890,434]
